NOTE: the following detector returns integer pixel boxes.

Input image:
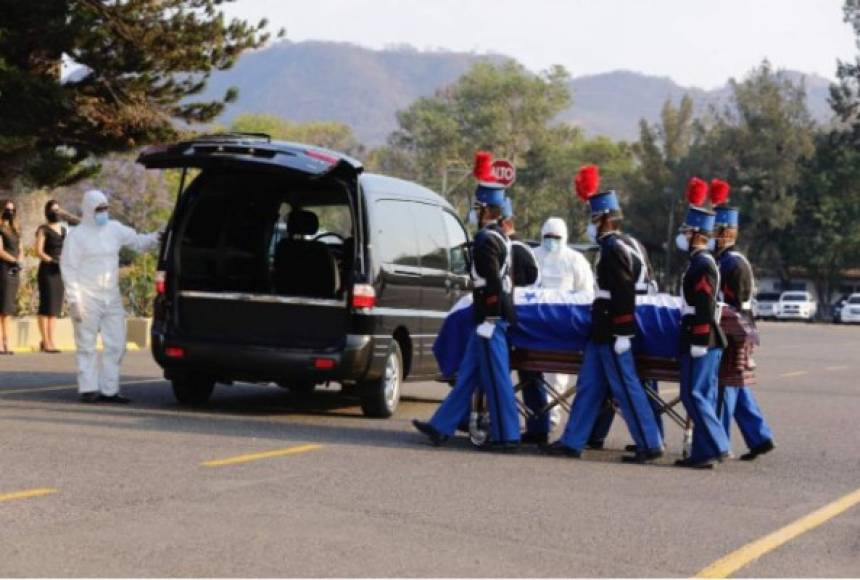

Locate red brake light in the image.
[305,149,339,165]
[352,284,376,309]
[165,346,185,359]
[155,271,166,295]
[314,358,335,370]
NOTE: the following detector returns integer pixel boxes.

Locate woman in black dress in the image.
[0,199,22,355]
[35,200,77,353]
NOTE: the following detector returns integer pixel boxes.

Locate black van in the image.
[138,134,471,417]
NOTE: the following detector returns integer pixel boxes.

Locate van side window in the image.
[442,211,469,275]
[374,200,420,267]
[411,203,449,271]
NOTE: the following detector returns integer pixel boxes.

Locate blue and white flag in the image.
[433,288,684,377]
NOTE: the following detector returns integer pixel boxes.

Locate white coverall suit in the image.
[60,190,160,396]
[534,217,595,427]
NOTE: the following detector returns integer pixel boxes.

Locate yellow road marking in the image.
[201,444,323,467]
[696,487,860,578]
[779,370,808,378]
[0,378,162,396]
[0,487,58,503]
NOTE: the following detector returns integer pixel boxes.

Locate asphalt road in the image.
[0,321,858,577]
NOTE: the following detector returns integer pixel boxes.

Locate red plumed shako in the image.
[686,177,708,206]
[473,151,495,183]
[710,179,731,206]
[574,164,600,202]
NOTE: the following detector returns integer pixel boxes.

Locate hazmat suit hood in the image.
[80,189,109,227]
[541,217,569,248]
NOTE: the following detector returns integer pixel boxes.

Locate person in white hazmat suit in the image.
[61,189,161,403]
[534,217,595,428]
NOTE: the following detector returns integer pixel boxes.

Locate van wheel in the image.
[360,341,402,418]
[172,374,215,405]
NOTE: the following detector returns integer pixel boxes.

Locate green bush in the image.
[119,252,157,318]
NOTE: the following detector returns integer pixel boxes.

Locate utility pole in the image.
[663,185,676,291]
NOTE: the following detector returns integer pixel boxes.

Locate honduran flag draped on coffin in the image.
[433,288,684,378]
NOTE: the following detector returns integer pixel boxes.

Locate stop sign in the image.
[491,159,516,187]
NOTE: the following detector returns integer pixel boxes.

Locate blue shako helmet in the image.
[682,177,715,233]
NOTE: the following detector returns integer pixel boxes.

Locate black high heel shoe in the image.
[40,341,60,354]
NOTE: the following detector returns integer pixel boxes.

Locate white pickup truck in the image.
[775,291,817,322]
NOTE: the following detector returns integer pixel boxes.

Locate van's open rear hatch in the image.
[138,135,366,350]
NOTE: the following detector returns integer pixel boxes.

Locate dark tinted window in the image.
[756,292,780,301]
[411,203,448,271]
[442,211,469,275]
[374,200,419,266]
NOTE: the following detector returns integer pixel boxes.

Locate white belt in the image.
[596,289,611,300]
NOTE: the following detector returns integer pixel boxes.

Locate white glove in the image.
[68,302,84,323]
[690,345,708,358]
[476,321,496,339]
[613,336,632,355]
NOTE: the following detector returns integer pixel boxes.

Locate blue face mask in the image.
[94,211,109,227]
[543,238,561,252]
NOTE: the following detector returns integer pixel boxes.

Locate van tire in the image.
[172,374,215,406]
[360,341,402,418]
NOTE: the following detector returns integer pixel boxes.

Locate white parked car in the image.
[839,293,860,323]
[776,291,817,322]
[753,292,781,319]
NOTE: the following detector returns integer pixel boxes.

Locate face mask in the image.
[706,238,716,252]
[675,233,690,252]
[467,209,478,226]
[2,209,14,221]
[543,238,561,252]
[586,223,598,243]
[94,211,109,226]
[46,210,59,223]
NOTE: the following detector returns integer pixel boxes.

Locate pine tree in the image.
[0,0,280,193]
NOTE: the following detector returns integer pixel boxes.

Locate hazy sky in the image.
[222,0,856,89]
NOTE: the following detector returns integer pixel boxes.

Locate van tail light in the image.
[165,346,185,359]
[314,358,336,370]
[351,284,376,309]
[155,270,166,295]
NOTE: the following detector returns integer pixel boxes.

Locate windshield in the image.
[848,296,860,304]
[756,293,780,301]
[781,293,809,302]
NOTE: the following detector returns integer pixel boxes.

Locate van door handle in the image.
[392,268,420,277]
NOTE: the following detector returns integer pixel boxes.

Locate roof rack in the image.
[192,132,272,143]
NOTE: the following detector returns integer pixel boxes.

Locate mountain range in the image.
[196,40,835,145]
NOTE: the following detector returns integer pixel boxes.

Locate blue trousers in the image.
[429,321,521,443]
[456,370,549,436]
[718,385,773,450]
[680,349,730,462]
[588,379,664,445]
[560,342,663,452]
[520,370,551,436]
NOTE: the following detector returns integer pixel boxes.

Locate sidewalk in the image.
[3,317,151,353]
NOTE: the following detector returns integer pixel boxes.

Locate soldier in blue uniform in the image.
[674,177,731,468]
[544,165,664,463]
[413,152,521,451]
[586,234,664,451]
[710,179,775,461]
[500,198,550,444]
